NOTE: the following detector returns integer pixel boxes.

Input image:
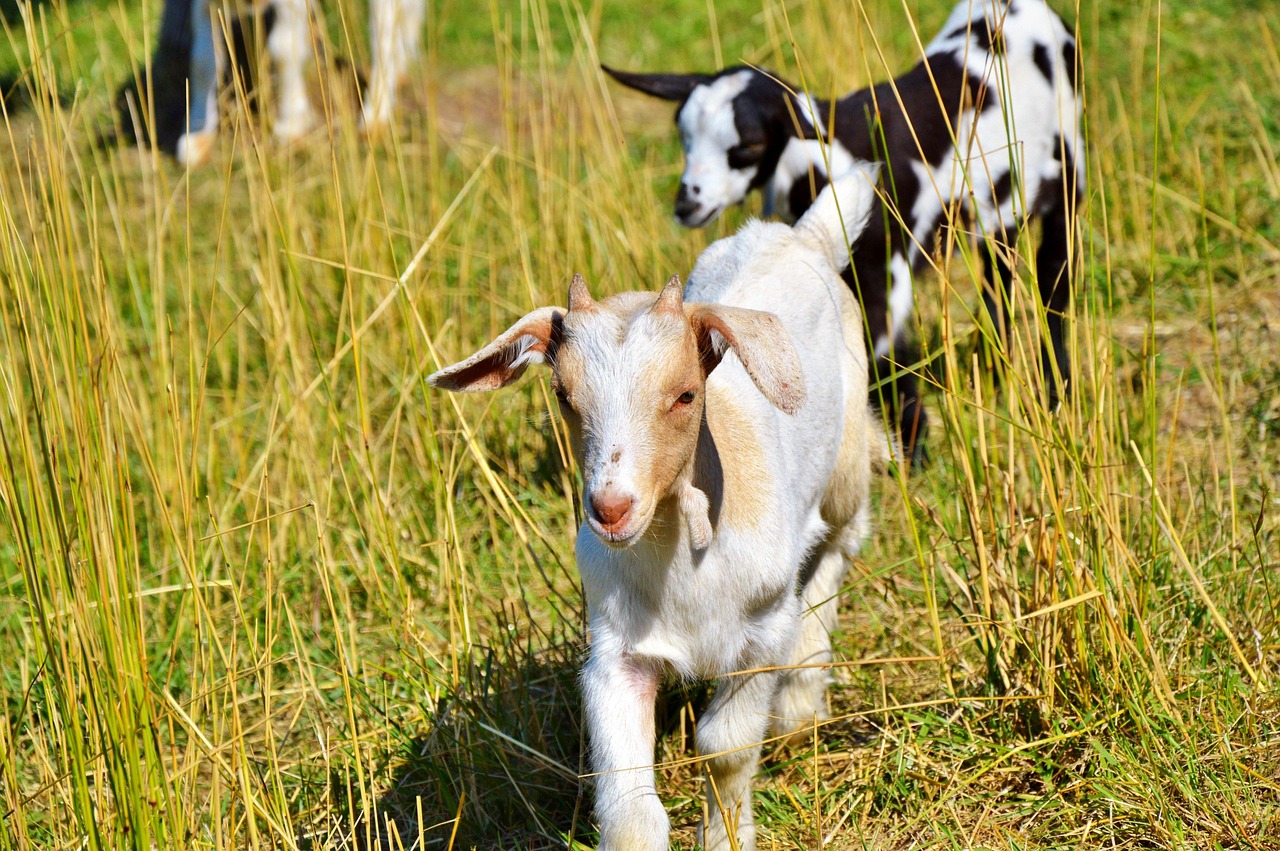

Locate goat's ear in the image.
[428,307,565,392]
[687,304,806,414]
[795,164,881,270]
[602,66,711,101]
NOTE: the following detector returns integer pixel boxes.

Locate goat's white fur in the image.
[429,166,885,850]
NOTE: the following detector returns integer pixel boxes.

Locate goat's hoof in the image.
[274,111,317,144]
[175,130,217,167]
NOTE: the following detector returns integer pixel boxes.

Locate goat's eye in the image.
[672,390,696,410]
[553,384,572,406]
[727,143,766,170]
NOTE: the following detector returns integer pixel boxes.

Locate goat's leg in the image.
[1035,188,1074,408]
[772,542,851,741]
[583,652,668,851]
[980,232,1016,384]
[176,0,222,166]
[849,263,928,466]
[268,0,317,141]
[871,341,927,467]
[696,668,780,851]
[362,0,425,129]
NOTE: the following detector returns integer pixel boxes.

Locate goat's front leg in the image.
[979,232,1016,379]
[696,668,780,851]
[582,651,668,851]
[1035,189,1075,409]
[268,0,317,141]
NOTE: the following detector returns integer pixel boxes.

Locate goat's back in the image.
[926,0,1084,218]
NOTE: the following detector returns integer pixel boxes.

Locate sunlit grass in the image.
[1,0,1278,849]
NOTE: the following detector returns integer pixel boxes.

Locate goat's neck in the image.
[766,85,877,219]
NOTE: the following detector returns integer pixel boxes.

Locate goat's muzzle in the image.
[589,491,637,543]
[675,182,718,227]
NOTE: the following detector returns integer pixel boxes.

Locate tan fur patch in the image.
[821,287,874,529]
[642,330,705,499]
[696,385,772,531]
[821,401,870,531]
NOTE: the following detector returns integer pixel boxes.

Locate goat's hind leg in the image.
[979,230,1016,381]
[1035,185,1076,409]
[696,668,780,851]
[771,542,850,743]
[176,0,223,166]
[268,0,318,141]
[871,340,927,467]
[855,265,928,466]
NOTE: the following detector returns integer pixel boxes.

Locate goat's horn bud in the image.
[568,273,595,313]
[652,275,684,314]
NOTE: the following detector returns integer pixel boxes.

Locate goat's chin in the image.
[677,205,723,229]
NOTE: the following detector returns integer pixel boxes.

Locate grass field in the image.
[1,0,1278,848]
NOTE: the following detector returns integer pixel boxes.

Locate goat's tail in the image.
[794,163,881,270]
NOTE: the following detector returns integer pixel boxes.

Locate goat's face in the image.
[551,280,708,546]
[604,66,791,228]
[428,274,806,549]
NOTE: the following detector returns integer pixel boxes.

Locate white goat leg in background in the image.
[363,0,425,129]
[267,0,317,141]
[272,0,423,137]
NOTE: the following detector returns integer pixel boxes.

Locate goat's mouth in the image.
[585,507,654,549]
[676,204,722,229]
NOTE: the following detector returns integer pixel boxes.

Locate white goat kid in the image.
[429,168,884,851]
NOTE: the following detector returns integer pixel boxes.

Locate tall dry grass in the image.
[1,0,1277,848]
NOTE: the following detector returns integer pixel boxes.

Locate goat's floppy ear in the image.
[687,303,806,414]
[795,164,881,270]
[428,307,565,392]
[602,66,711,101]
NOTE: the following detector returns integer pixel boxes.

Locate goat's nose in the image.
[675,182,700,218]
[590,491,634,530]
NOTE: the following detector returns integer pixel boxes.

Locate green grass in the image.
[1,0,1278,848]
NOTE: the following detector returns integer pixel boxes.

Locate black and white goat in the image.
[115,0,424,165]
[605,0,1084,461]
